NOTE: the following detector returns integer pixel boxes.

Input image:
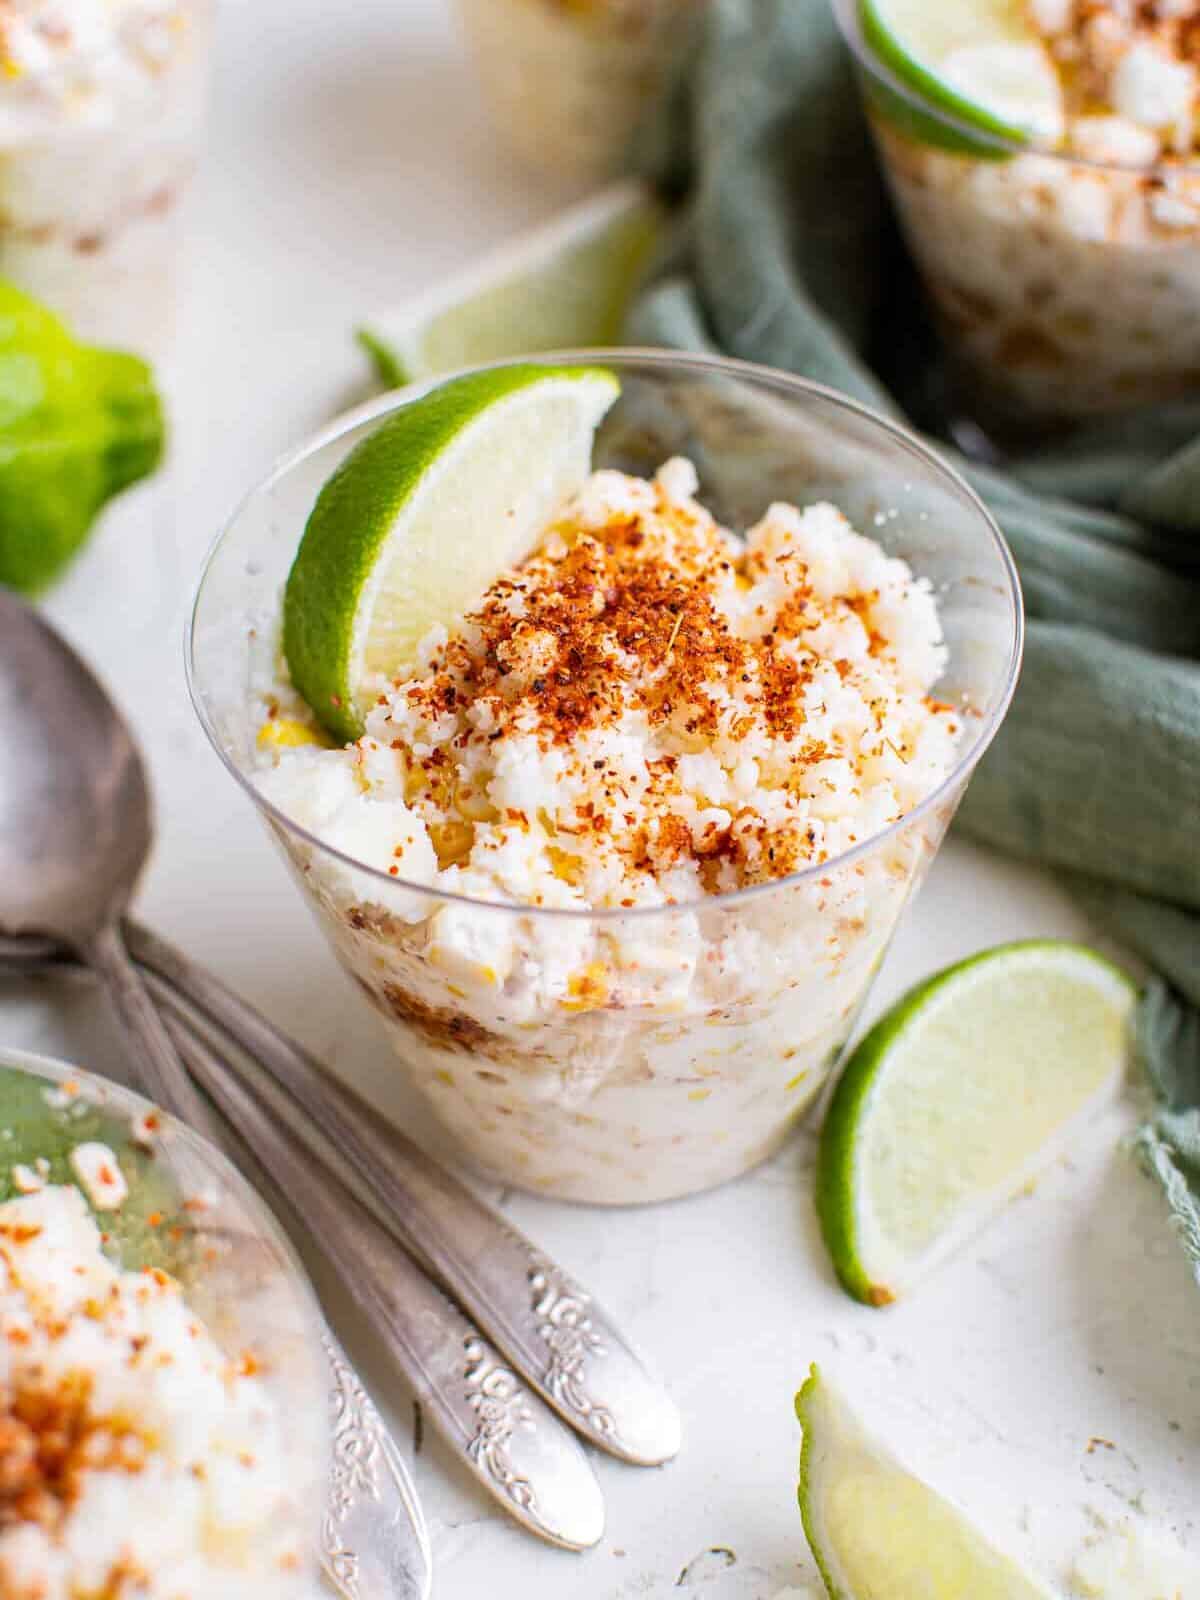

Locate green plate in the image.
[0,1057,197,1276]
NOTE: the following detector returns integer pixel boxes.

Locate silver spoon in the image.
[0,594,604,1555]
[0,589,212,1132]
[0,931,606,1553]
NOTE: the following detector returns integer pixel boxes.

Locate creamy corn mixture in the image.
[255,462,960,1203]
[0,1183,308,1599]
[924,0,1200,168]
[0,0,197,134]
[1026,0,1200,163]
[262,459,956,928]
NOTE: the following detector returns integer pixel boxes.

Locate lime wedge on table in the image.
[796,1366,1056,1599]
[357,181,662,387]
[816,940,1136,1307]
[284,364,619,743]
[860,0,1064,152]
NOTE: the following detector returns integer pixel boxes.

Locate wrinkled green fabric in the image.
[625,0,1200,1275]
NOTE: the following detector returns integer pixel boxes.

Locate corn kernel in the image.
[560,962,611,1013]
[256,718,331,751]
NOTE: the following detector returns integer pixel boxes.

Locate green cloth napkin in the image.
[625,0,1200,1273]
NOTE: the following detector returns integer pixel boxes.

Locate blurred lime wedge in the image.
[816,940,1136,1307]
[796,1366,1056,1599]
[860,0,1064,151]
[283,363,619,743]
[0,281,164,595]
[357,181,662,386]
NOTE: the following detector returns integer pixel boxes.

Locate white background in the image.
[3,1,1199,1594]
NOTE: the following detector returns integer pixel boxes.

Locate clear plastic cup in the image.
[188,351,1022,1206]
[457,0,702,181]
[833,0,1200,431]
[0,0,213,355]
[0,1045,327,1595]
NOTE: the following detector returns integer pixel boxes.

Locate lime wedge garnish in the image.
[356,181,662,387]
[860,0,1064,150]
[796,1366,1057,1599]
[816,940,1136,1307]
[283,363,619,743]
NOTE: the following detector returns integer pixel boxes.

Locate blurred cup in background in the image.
[0,0,213,358]
[833,0,1200,437]
[458,0,703,182]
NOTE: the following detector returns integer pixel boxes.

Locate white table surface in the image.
[4,1,1199,1594]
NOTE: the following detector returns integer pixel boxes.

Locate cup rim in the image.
[0,1043,327,1350]
[186,347,1024,923]
[830,0,1199,177]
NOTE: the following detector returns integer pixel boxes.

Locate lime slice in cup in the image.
[283,363,620,743]
[357,182,663,387]
[859,0,1065,154]
[816,940,1136,1307]
[796,1366,1057,1599]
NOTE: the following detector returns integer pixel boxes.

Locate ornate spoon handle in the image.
[162,1013,607,1553]
[126,918,681,1469]
[0,934,626,1544]
[320,1331,432,1600]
